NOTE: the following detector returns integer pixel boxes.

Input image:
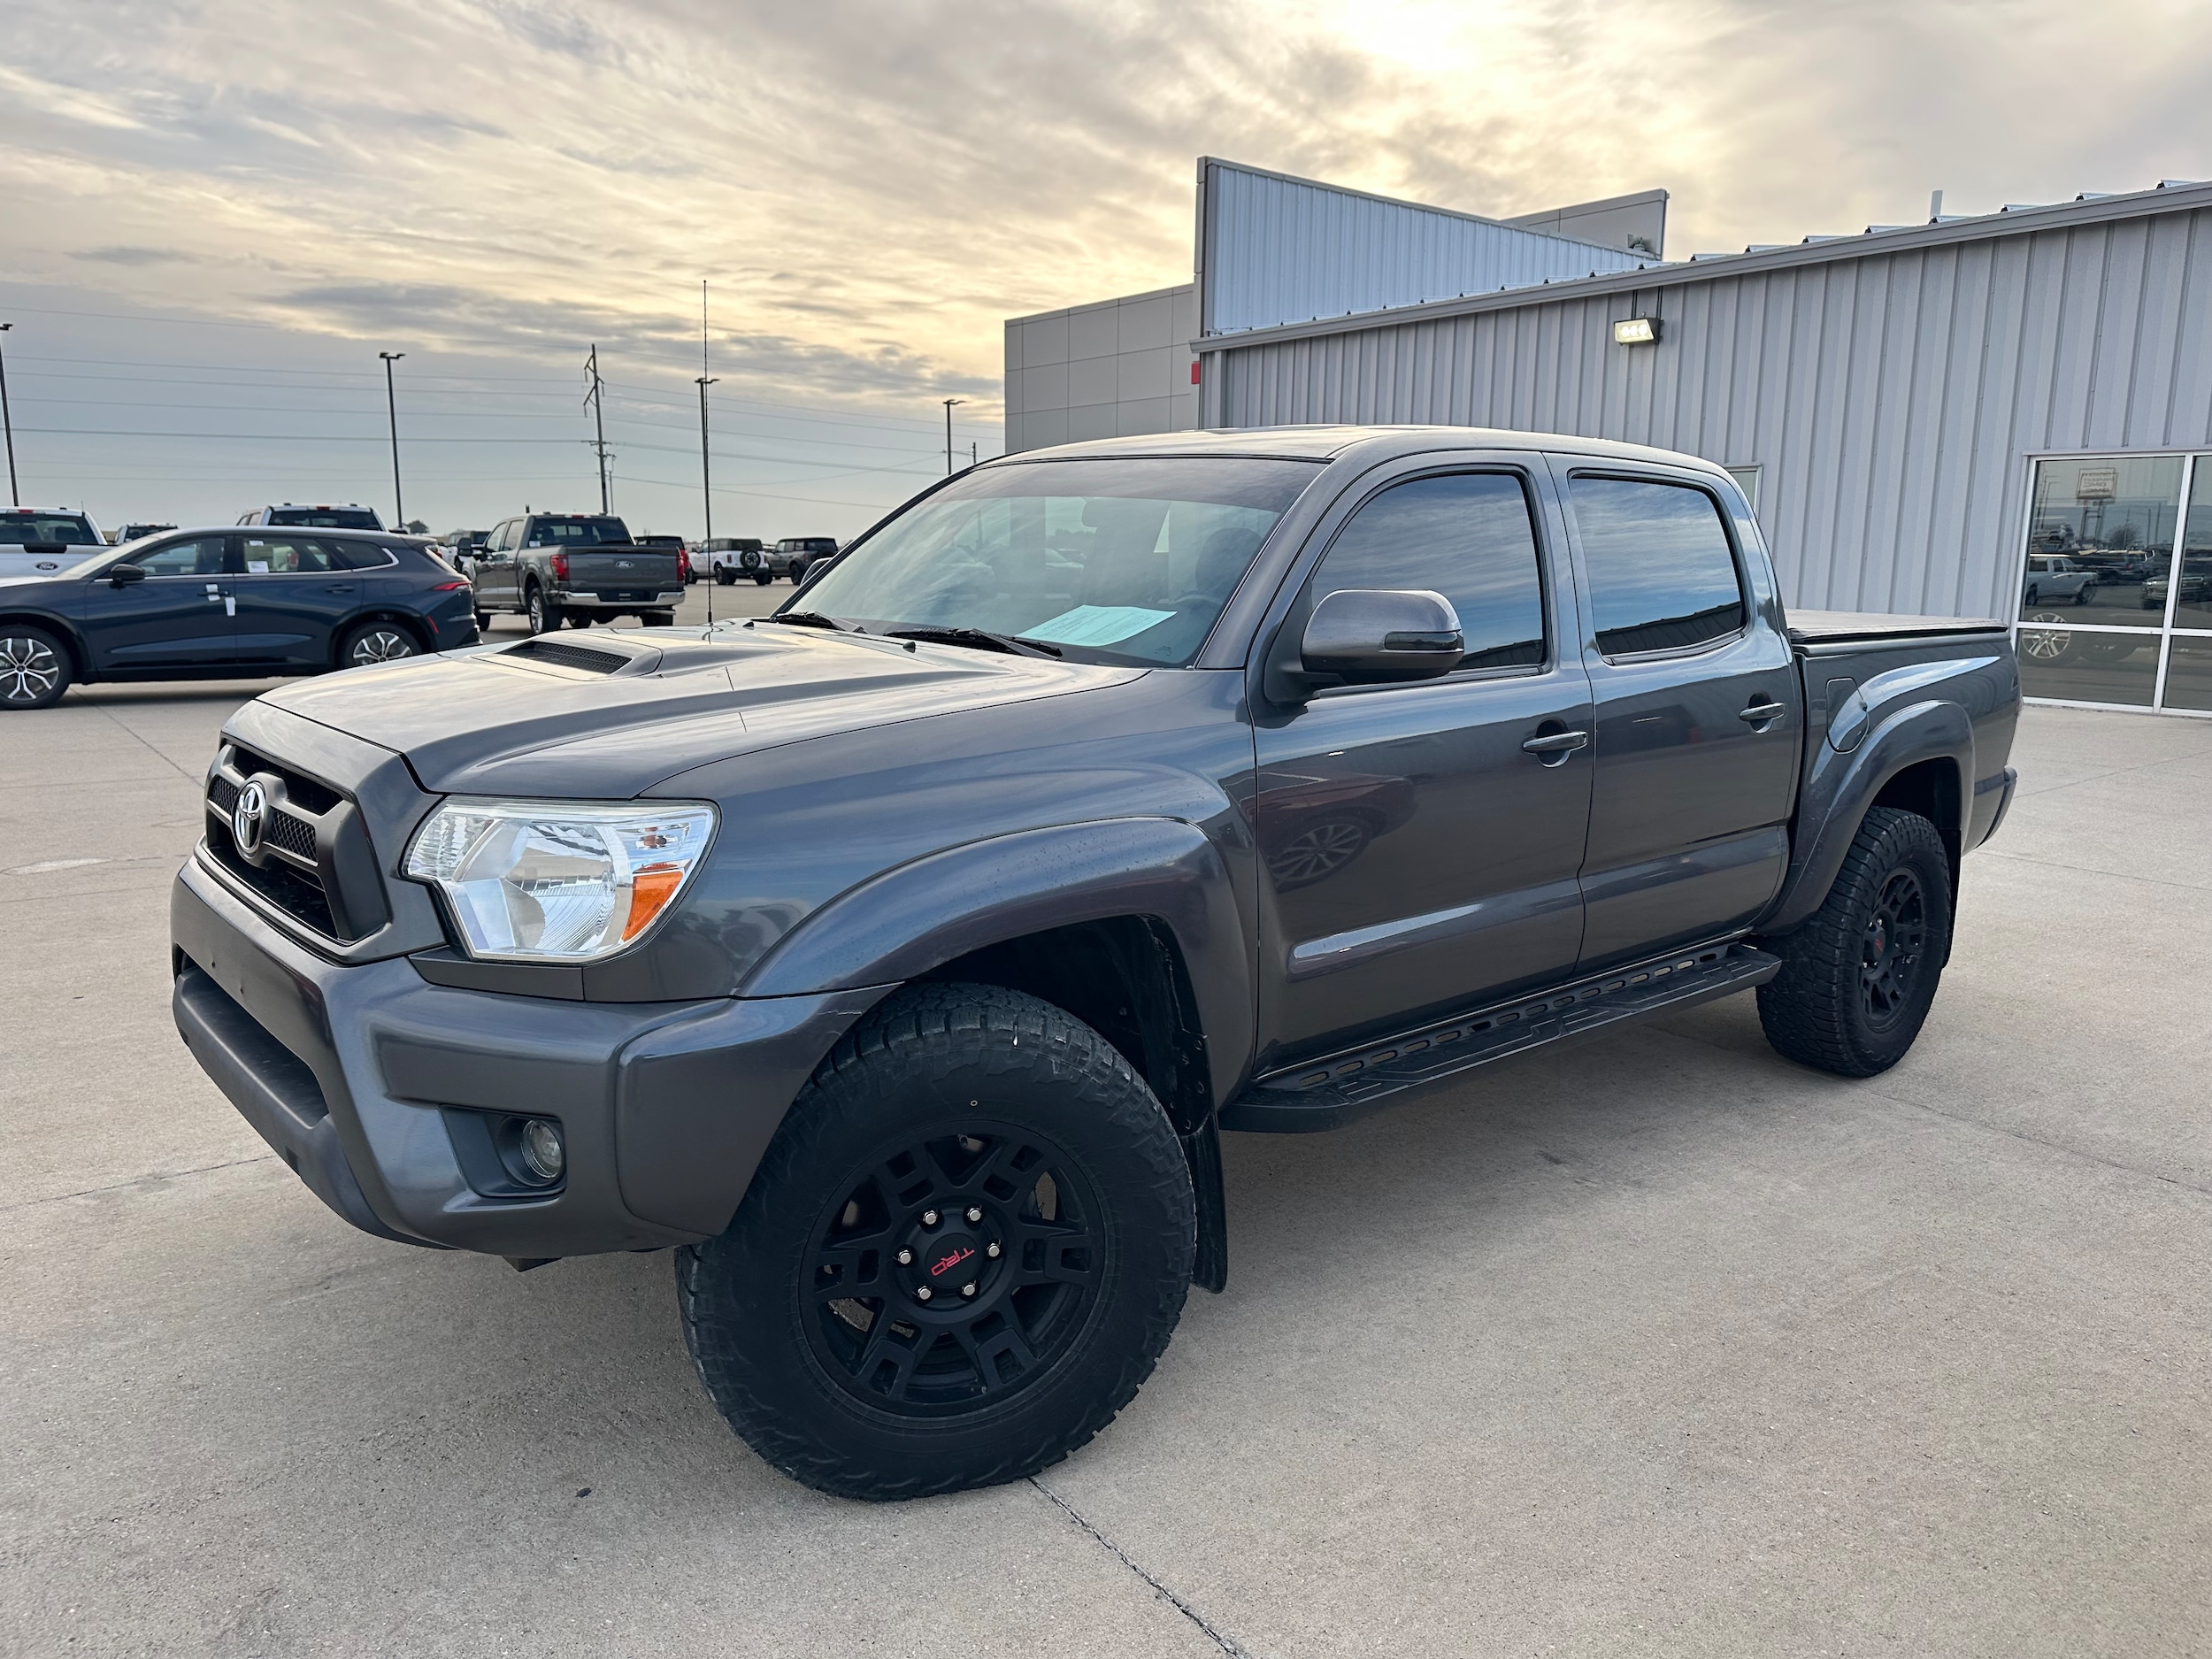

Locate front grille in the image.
[502,639,628,673]
[204,741,386,942]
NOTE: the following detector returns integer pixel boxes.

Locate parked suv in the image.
[468,513,684,634]
[169,427,2022,1500]
[1,508,107,579]
[774,535,839,582]
[237,504,386,530]
[0,526,475,709]
[703,537,771,585]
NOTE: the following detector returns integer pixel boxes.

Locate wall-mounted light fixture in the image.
[1613,317,1661,345]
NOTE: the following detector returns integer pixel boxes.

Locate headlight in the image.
[403,798,717,962]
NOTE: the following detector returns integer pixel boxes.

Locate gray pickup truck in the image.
[467,512,684,634]
[171,426,2018,1501]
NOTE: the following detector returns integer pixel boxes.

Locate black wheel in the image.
[2075,585,2094,606]
[754,572,773,586]
[679,984,1195,1501]
[526,586,561,635]
[337,620,420,670]
[641,611,676,627]
[2023,587,2039,606]
[564,612,594,629]
[472,610,492,633]
[1758,806,1953,1078]
[0,626,72,710]
[716,570,735,586]
[789,562,810,584]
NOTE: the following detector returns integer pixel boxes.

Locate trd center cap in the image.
[911,1232,982,1297]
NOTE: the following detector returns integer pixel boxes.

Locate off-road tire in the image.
[754,572,773,586]
[0,625,72,710]
[472,609,492,634]
[1758,806,1953,1078]
[641,611,676,627]
[678,983,1195,1502]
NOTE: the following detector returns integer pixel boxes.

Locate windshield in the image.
[0,513,99,546]
[795,458,1321,665]
[266,507,382,529]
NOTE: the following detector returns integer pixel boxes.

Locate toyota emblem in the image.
[232,780,268,856]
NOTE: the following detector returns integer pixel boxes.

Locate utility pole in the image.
[0,323,19,507]
[942,397,964,474]
[584,344,611,513]
[970,441,978,469]
[378,351,406,529]
[697,281,718,626]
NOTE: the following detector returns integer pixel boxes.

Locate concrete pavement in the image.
[4,681,2209,1657]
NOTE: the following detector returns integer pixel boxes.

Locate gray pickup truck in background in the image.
[171,426,2019,1502]
[467,512,684,634]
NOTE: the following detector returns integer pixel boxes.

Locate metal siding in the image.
[1217,204,2212,622]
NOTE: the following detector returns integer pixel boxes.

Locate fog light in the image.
[518,1118,565,1185]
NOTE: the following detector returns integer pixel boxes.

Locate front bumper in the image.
[172,856,888,1256]
[551,590,684,611]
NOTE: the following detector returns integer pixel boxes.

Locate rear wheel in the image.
[565,612,594,629]
[679,984,1194,1501]
[337,620,420,670]
[473,610,492,633]
[642,611,675,627]
[1758,806,1953,1078]
[754,572,774,586]
[0,626,72,710]
[526,586,561,635]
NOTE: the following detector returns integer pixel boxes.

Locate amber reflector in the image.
[622,864,687,940]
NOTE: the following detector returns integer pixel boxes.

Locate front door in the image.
[1254,465,1594,1070]
[84,536,237,672]
[232,533,358,666]
[1559,468,1801,970]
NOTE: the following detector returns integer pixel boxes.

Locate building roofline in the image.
[1192,178,2212,353]
[1005,281,1194,328]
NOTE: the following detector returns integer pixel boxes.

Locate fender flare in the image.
[1762,698,1972,935]
[0,607,94,680]
[741,817,1255,1110]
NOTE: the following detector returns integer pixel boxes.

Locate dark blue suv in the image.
[0,526,478,710]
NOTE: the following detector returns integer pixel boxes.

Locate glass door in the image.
[2014,452,2206,713]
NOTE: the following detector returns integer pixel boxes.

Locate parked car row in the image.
[703,535,840,585]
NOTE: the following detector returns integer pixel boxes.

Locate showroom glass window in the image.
[2014,456,2190,710]
[1308,472,1547,672]
[1570,477,1746,656]
[2161,461,2212,712]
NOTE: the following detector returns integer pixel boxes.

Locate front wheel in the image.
[0,626,72,710]
[679,984,1195,1501]
[1757,806,1953,1078]
[754,572,773,586]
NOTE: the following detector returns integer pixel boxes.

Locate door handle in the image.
[1740,698,1787,726]
[1521,730,1591,755]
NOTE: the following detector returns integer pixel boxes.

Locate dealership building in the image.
[1006,160,2212,715]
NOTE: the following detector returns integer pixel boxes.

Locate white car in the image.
[2021,554,2099,606]
[0,509,106,579]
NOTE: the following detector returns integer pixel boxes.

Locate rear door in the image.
[82,536,238,672]
[1556,464,1800,970]
[231,533,358,666]
[1253,459,1594,1067]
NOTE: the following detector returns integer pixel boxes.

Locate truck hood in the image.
[258,624,1146,798]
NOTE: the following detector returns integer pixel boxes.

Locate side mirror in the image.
[108,564,148,585]
[1299,588,1463,686]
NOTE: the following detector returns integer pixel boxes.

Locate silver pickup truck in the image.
[467,513,684,634]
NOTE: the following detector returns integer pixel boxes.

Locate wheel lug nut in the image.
[895,1248,911,1265]
[965,1207,982,1223]
[961,1282,977,1297]
[916,1286,933,1302]
[921,1210,940,1226]
[986,1242,1001,1258]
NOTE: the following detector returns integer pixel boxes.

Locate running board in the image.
[1221,941,1781,1133]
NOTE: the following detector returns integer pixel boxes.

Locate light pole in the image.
[942,397,964,474]
[0,322,19,507]
[378,351,405,529]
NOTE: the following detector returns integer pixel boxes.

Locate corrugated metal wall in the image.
[1202,160,1654,337]
[1215,206,2212,621]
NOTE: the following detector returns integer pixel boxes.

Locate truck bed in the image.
[1786,609,2009,645]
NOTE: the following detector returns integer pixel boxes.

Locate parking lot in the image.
[5,681,2211,1657]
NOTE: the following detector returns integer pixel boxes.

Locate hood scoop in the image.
[500,637,634,674]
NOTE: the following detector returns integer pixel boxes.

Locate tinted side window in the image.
[1571,477,1746,656]
[241,535,340,573]
[1309,472,1546,672]
[127,537,229,578]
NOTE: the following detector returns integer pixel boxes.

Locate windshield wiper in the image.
[883,626,1062,659]
[760,611,864,633]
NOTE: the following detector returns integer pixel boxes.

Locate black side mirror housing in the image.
[108,563,148,585]
[1297,588,1463,687]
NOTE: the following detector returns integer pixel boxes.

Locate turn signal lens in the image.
[403,798,716,962]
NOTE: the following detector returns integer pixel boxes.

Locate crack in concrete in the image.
[1,1154,278,1217]
[1030,1477,1251,1657]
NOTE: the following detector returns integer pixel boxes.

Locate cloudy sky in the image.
[5,0,2210,535]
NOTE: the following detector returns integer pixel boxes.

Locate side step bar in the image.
[1221,941,1781,1133]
